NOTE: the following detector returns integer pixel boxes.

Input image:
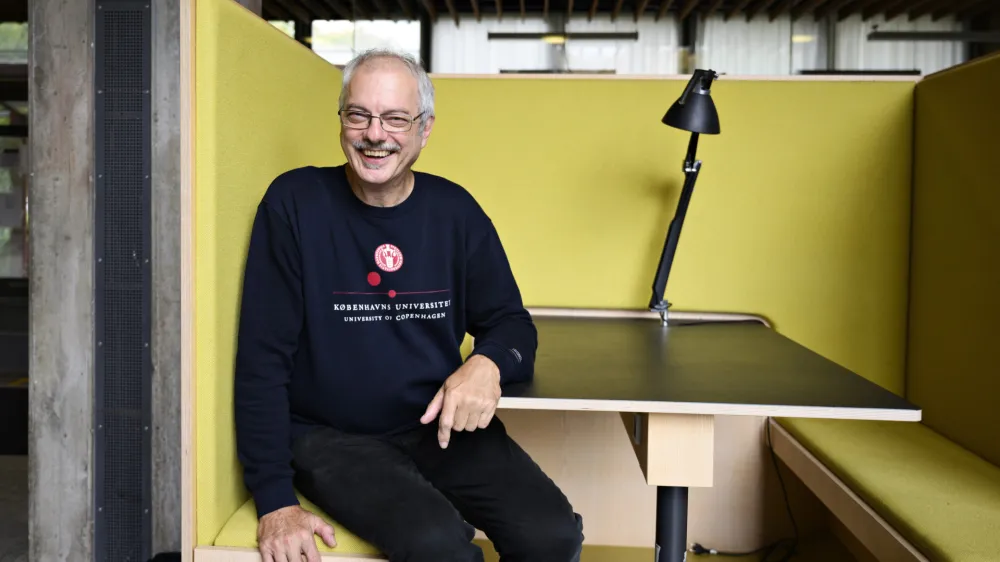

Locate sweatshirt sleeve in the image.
[234,200,302,518]
[464,216,537,385]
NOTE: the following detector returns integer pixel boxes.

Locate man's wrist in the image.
[253,478,300,519]
[468,342,510,382]
[467,353,500,378]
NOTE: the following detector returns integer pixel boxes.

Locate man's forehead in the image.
[345,63,419,111]
[355,56,412,78]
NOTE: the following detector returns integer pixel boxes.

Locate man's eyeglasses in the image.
[338,109,424,133]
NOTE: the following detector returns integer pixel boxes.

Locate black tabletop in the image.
[499,315,921,421]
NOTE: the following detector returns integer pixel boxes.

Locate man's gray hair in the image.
[339,48,435,125]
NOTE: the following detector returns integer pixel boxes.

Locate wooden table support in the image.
[621,413,715,562]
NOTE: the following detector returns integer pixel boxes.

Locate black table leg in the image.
[655,486,688,562]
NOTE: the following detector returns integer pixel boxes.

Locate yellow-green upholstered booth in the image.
[772,52,1000,562]
[180,0,998,560]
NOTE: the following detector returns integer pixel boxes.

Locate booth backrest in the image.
[191,0,345,544]
[190,0,917,545]
[907,53,1000,467]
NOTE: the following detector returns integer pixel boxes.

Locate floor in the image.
[0,455,27,562]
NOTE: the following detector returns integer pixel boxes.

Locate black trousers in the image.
[291,417,584,562]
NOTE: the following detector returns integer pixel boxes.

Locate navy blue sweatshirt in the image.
[234,165,537,518]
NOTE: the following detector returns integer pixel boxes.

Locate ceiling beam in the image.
[744,0,779,21]
[885,0,932,20]
[443,0,459,24]
[836,0,877,20]
[271,0,313,23]
[635,0,652,20]
[791,0,829,21]
[725,0,754,20]
[862,0,903,20]
[656,0,676,20]
[370,0,392,19]
[948,0,993,19]
[908,0,953,20]
[317,0,354,19]
[678,0,701,20]
[612,0,625,21]
[814,0,851,20]
[420,0,438,21]
[704,0,725,18]
[264,1,294,19]
[766,0,795,21]
[470,0,481,19]
[395,0,415,19]
[293,0,336,19]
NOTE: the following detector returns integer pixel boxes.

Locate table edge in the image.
[497,396,922,422]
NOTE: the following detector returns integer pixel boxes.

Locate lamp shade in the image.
[662,69,721,135]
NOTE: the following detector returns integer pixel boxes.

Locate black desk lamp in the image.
[649,69,720,325]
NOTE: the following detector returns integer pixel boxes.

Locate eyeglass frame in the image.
[338,108,426,132]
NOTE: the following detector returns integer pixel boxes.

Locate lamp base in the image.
[650,301,671,326]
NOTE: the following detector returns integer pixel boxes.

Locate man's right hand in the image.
[257,505,337,562]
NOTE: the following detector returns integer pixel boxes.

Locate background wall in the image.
[907,52,1000,467]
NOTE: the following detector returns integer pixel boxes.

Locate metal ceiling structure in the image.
[261,0,998,25]
[0,0,996,103]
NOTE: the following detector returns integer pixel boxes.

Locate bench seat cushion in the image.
[214,492,383,556]
[777,418,1000,562]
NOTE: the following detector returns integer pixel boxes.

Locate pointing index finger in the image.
[438,389,457,448]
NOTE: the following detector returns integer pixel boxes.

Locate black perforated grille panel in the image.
[94,2,152,561]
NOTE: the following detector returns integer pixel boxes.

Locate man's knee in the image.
[518,512,584,561]
[387,516,483,562]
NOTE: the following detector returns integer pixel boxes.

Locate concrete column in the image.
[28,0,96,560]
[152,0,183,554]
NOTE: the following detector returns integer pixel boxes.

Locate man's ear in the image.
[419,115,435,148]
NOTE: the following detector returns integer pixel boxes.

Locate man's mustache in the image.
[352,140,401,152]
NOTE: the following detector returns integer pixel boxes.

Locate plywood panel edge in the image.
[428,73,920,82]
[180,0,197,559]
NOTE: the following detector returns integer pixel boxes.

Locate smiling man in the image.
[233,49,584,562]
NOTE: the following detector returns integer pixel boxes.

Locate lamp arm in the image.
[648,131,702,321]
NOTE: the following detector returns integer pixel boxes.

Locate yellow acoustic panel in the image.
[908,53,1000,466]
[193,0,345,545]
[417,76,915,394]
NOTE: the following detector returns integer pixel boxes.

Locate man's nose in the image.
[364,117,388,141]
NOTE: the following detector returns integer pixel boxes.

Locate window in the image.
[312,20,422,67]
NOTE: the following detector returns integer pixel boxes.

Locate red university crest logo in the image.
[374,243,403,272]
